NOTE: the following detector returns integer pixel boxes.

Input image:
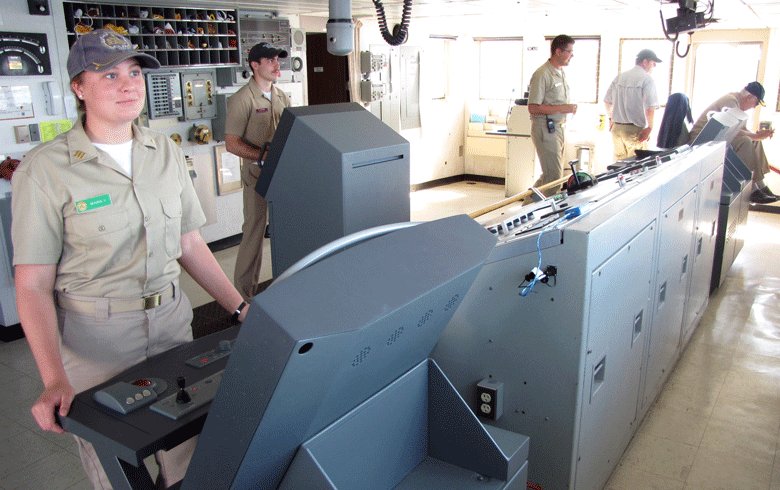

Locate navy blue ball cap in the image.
[248,42,288,63]
[745,81,766,107]
[67,29,160,79]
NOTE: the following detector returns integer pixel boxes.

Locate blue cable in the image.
[520,208,580,297]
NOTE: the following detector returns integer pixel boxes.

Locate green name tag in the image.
[75,194,112,213]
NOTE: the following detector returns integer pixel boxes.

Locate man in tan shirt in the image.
[528,34,578,196]
[225,42,291,300]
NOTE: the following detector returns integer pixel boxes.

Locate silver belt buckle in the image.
[142,292,163,309]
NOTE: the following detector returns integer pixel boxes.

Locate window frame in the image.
[428,35,454,100]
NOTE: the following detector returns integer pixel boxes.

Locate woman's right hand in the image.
[31,379,74,434]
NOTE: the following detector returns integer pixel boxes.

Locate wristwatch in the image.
[231,301,248,322]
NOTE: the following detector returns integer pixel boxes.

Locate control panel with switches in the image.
[93,377,168,414]
[181,71,217,120]
[59,326,239,485]
[186,339,233,368]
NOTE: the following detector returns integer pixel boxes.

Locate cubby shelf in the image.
[64,2,240,68]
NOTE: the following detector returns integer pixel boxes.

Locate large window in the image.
[547,36,601,104]
[691,42,762,125]
[477,38,523,100]
[618,39,674,106]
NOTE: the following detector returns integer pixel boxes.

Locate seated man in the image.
[689,81,777,204]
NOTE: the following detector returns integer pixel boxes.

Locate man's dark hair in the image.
[551,35,575,57]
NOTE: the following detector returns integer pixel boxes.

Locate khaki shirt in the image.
[224,79,290,165]
[11,117,206,297]
[528,60,570,124]
[689,92,743,143]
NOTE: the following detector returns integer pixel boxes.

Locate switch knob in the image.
[175,376,191,404]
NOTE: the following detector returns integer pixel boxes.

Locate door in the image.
[306,32,350,105]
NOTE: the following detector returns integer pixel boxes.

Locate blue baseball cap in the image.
[745,81,766,107]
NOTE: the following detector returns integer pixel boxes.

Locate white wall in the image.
[358,16,468,185]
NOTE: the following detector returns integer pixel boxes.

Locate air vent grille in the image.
[351,346,371,367]
[386,326,404,346]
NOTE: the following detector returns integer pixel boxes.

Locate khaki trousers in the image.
[531,119,566,196]
[732,135,770,182]
[611,123,647,161]
[235,161,268,301]
[59,281,197,489]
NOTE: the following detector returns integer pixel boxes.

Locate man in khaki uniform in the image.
[225,42,291,301]
[528,34,578,196]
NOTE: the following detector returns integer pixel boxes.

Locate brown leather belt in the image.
[56,284,175,315]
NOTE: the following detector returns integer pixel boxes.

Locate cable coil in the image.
[372,0,412,45]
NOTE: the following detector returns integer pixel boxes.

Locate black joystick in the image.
[175,376,191,404]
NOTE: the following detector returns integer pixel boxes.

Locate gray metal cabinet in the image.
[642,188,697,408]
[431,143,727,490]
[575,222,655,490]
[682,162,724,346]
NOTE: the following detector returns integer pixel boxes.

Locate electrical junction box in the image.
[476,378,503,421]
[181,71,217,120]
[360,50,386,75]
[360,81,386,102]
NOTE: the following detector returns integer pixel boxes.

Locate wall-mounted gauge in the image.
[0,32,51,76]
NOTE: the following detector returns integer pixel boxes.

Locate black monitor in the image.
[255,102,411,278]
[181,215,497,489]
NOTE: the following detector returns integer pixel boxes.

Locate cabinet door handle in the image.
[591,355,607,402]
[632,310,643,346]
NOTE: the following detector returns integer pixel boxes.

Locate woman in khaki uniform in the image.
[12,29,249,489]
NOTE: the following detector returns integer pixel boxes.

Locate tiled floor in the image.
[604,203,780,490]
[1,181,779,489]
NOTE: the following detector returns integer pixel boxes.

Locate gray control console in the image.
[93,378,168,415]
[186,339,233,368]
[150,371,224,420]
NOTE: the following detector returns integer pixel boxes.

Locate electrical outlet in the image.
[476,378,503,421]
